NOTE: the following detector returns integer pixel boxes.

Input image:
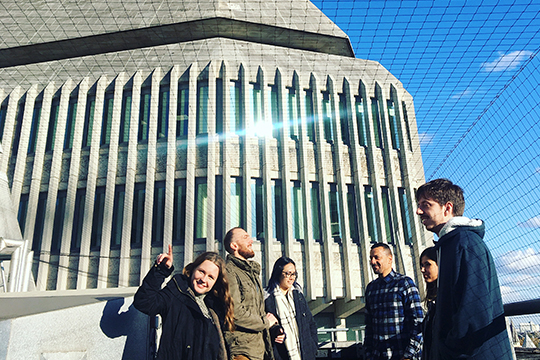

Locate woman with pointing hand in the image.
[134,245,234,360]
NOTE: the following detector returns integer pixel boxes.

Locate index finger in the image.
[168,244,173,256]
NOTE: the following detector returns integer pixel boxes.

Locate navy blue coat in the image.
[430,219,513,360]
[265,288,318,360]
[134,262,226,360]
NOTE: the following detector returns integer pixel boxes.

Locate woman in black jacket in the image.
[419,246,438,360]
[134,245,234,360]
[264,256,318,360]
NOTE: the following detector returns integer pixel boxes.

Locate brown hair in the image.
[416,178,465,216]
[183,252,235,331]
[420,247,438,303]
[223,227,242,254]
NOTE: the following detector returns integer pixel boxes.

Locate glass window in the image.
[152,181,166,246]
[288,88,299,140]
[371,98,383,149]
[339,94,350,145]
[111,185,125,248]
[230,177,243,229]
[45,97,59,152]
[364,186,378,243]
[251,83,263,136]
[91,186,106,249]
[173,179,187,245]
[101,92,114,146]
[402,102,413,151]
[268,84,280,139]
[32,192,48,252]
[157,84,169,140]
[215,79,223,134]
[197,80,209,135]
[310,182,322,242]
[28,99,42,154]
[304,89,315,142]
[0,100,7,142]
[71,188,86,252]
[64,96,78,150]
[387,100,400,150]
[355,96,368,147]
[329,184,341,240]
[272,179,284,241]
[177,82,189,137]
[322,91,334,143]
[398,188,413,245]
[119,89,132,144]
[250,178,264,239]
[229,80,241,134]
[291,181,304,240]
[215,176,223,241]
[381,187,395,244]
[138,86,151,142]
[195,178,208,240]
[11,97,26,156]
[347,185,360,243]
[83,94,95,148]
[18,193,29,237]
[51,190,67,253]
[131,183,145,246]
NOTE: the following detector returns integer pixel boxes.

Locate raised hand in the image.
[157,244,173,269]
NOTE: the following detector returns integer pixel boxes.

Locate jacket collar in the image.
[227,254,261,274]
[437,216,484,240]
[379,269,397,284]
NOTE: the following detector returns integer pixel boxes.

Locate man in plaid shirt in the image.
[364,243,424,360]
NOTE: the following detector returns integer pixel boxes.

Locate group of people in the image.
[133,178,514,360]
[363,179,513,360]
[134,225,317,360]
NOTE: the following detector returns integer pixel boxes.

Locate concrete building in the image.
[0,0,428,354]
[520,322,540,333]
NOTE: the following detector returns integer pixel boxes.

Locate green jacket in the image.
[225,255,274,360]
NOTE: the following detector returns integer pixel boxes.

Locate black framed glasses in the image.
[282,271,298,278]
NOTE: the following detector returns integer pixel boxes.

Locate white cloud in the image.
[482,51,534,72]
[498,248,540,272]
[451,88,472,100]
[517,216,540,228]
[418,132,434,146]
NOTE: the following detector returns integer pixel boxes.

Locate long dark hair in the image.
[183,252,235,331]
[420,247,438,303]
[266,256,297,291]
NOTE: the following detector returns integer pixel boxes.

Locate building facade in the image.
[0,0,428,322]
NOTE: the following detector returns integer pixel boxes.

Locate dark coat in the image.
[430,219,513,360]
[264,288,318,360]
[133,262,227,360]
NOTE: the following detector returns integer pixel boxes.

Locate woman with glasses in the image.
[264,256,318,360]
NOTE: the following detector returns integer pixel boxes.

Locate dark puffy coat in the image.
[133,262,227,360]
[430,218,513,360]
[264,288,318,360]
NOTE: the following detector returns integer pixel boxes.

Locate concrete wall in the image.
[1,297,150,360]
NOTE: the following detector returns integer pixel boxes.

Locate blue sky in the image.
[312,0,540,324]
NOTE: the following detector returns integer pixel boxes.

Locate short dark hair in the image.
[266,256,297,291]
[416,178,465,216]
[371,243,393,256]
[223,227,242,254]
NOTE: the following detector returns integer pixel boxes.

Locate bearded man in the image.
[224,227,278,360]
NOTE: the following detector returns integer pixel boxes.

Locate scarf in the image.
[273,286,301,360]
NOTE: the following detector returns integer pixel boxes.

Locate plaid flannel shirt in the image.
[364,270,424,360]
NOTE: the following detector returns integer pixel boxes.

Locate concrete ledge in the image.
[0,17,354,69]
[0,287,138,320]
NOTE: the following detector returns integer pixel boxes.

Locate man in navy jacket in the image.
[416,178,513,360]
